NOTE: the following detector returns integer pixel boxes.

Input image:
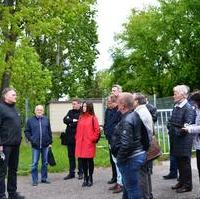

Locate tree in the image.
[111,0,200,96]
[0,0,98,109]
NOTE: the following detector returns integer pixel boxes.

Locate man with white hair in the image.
[166,85,195,193]
[25,105,52,186]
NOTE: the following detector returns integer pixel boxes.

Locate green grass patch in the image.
[18,135,110,175]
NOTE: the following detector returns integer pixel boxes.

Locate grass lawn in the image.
[18,135,110,175]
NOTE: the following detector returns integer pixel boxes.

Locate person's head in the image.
[117,92,134,114]
[173,85,190,103]
[106,96,112,109]
[111,84,122,97]
[132,93,147,109]
[35,105,44,117]
[72,99,81,110]
[190,91,200,108]
[110,95,118,108]
[1,87,17,104]
[81,101,95,115]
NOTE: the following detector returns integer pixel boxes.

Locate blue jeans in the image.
[117,152,146,199]
[32,147,48,183]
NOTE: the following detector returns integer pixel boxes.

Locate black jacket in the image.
[25,116,52,149]
[103,108,112,139]
[168,102,195,157]
[63,109,80,145]
[111,110,147,163]
[0,102,21,146]
[106,107,122,144]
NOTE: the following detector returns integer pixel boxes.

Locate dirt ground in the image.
[15,159,199,199]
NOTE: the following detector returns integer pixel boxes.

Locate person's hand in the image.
[49,145,52,148]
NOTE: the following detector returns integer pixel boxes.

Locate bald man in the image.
[25,105,52,186]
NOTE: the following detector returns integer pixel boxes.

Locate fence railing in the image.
[155,109,172,154]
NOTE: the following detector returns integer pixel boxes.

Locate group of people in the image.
[1,84,200,199]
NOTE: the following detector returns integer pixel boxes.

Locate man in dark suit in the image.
[167,85,195,193]
[63,99,83,180]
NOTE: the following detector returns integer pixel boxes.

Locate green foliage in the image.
[111,0,200,96]
[0,0,98,122]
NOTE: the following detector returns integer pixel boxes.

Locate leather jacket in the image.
[111,110,147,163]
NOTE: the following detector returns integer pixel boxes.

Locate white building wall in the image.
[49,101,104,133]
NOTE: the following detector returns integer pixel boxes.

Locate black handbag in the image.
[48,147,56,166]
[60,132,67,145]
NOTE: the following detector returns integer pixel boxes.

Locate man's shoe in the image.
[171,182,182,190]
[78,173,83,180]
[113,184,123,194]
[108,183,118,190]
[176,187,192,193]
[32,181,38,186]
[41,180,51,184]
[8,192,25,199]
[107,178,117,184]
[163,174,177,180]
[63,174,75,180]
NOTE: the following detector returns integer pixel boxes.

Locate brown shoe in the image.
[108,183,118,190]
[171,182,182,190]
[113,184,123,194]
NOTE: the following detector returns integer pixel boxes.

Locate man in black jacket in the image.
[104,96,117,185]
[0,88,25,199]
[63,99,83,180]
[111,92,147,199]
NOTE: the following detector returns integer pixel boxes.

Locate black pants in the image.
[67,144,83,175]
[109,148,117,181]
[81,158,94,178]
[196,150,200,182]
[177,156,192,189]
[0,146,20,198]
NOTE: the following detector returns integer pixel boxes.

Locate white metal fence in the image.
[155,109,172,154]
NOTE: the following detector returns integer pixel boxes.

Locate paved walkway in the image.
[17,159,199,199]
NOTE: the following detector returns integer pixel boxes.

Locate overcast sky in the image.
[95,0,158,71]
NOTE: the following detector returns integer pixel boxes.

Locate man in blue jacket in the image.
[25,105,52,186]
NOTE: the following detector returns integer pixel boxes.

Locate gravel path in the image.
[17,159,199,199]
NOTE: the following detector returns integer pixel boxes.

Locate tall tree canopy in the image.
[110,0,200,97]
[0,0,98,112]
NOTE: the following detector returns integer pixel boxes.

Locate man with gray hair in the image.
[0,88,25,199]
[167,85,195,193]
[133,93,154,199]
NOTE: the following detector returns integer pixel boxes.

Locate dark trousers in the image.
[81,158,94,178]
[109,148,117,181]
[0,146,20,198]
[67,144,83,175]
[169,155,178,177]
[140,161,153,199]
[196,150,200,182]
[177,156,192,189]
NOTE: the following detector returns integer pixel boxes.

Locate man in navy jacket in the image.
[25,105,52,186]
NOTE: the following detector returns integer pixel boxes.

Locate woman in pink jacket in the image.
[75,101,100,187]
